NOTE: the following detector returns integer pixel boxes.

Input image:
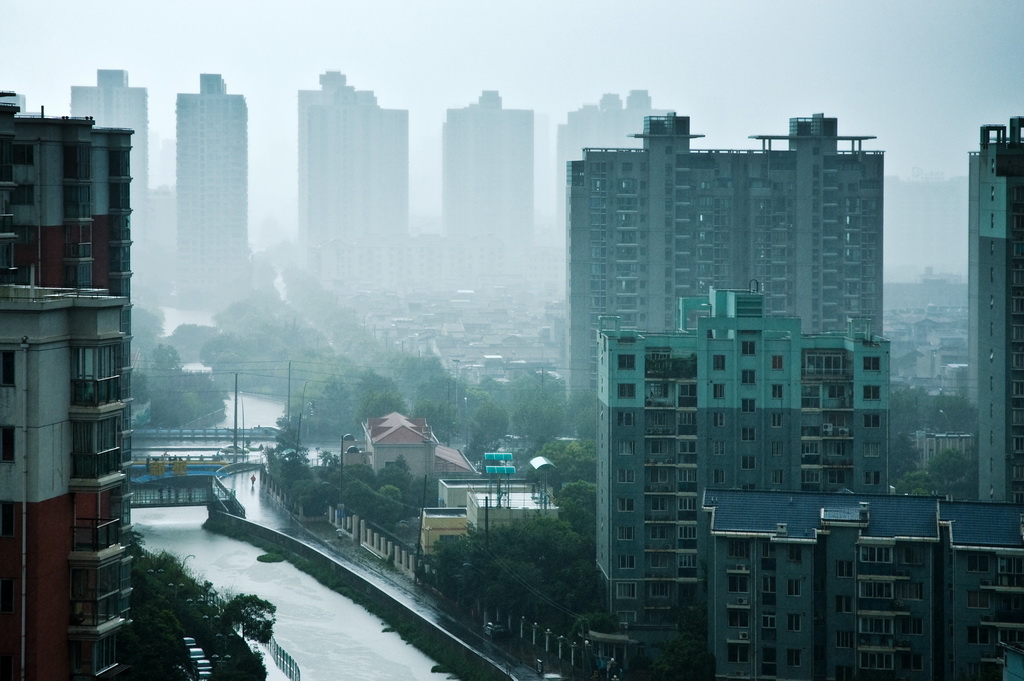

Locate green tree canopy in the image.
[223,594,277,644]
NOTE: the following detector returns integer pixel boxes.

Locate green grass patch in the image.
[256,552,285,563]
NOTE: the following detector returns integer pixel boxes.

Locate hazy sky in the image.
[7,0,1023,278]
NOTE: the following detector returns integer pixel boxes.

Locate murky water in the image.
[134,504,446,681]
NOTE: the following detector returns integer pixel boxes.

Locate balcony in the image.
[64,242,93,259]
[70,591,121,627]
[71,448,123,482]
[73,518,121,553]
[71,376,120,406]
[645,356,697,380]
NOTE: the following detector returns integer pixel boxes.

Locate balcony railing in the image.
[70,592,121,627]
[73,518,120,552]
[71,376,120,406]
[72,448,122,480]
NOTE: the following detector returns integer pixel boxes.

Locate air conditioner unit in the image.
[838,427,850,436]
[739,631,749,640]
[737,597,748,606]
[822,424,834,435]
[894,599,904,608]
[736,564,749,572]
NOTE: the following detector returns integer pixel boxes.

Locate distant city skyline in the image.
[7,0,1021,281]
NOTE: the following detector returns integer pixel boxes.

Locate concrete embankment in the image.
[206,511,520,681]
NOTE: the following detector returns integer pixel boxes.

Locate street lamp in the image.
[558,635,565,659]
[571,641,577,666]
[532,622,538,646]
[545,628,551,652]
[520,616,526,639]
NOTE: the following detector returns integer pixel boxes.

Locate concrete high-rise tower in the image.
[0,94,133,681]
[970,117,1024,501]
[556,91,663,230]
[567,113,884,393]
[175,74,249,305]
[298,72,408,280]
[71,70,149,223]
[443,91,533,247]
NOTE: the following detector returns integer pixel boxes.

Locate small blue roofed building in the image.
[704,488,1024,681]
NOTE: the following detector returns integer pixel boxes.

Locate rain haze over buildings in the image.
[5,0,1022,286]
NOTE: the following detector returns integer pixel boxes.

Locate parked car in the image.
[182,637,197,648]
[483,622,510,638]
[188,647,205,661]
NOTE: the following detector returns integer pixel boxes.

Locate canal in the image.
[134,500,447,681]
[134,391,449,681]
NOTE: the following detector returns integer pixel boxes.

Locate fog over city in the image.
[7,0,1023,282]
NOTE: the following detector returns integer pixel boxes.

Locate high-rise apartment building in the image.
[298,72,408,280]
[443,91,533,246]
[70,70,148,239]
[176,74,249,305]
[596,288,888,637]
[556,91,663,231]
[970,117,1024,502]
[0,96,133,680]
[568,113,884,393]
[704,489,1024,681]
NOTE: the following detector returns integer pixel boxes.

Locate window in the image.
[649,496,670,512]
[618,555,636,569]
[12,143,33,165]
[762,576,776,593]
[899,618,923,636]
[617,498,635,512]
[862,385,880,401]
[618,383,636,399]
[0,352,13,386]
[742,341,756,356]
[648,582,670,598]
[728,609,750,627]
[863,356,880,371]
[836,630,854,648]
[618,354,636,370]
[859,652,894,670]
[859,581,893,599]
[787,649,801,667]
[863,413,880,428]
[616,411,635,427]
[0,579,11,613]
[0,428,12,463]
[741,398,756,413]
[727,643,750,663]
[967,554,991,572]
[835,595,853,613]
[728,574,749,593]
[10,184,33,205]
[787,579,801,597]
[967,590,991,608]
[650,525,670,540]
[901,582,924,600]
[741,455,756,470]
[617,440,635,456]
[741,427,756,442]
[0,503,13,537]
[772,355,784,370]
[863,471,881,485]
[771,469,784,484]
[679,525,697,540]
[616,582,636,599]
[967,626,992,645]
[787,613,802,632]
[859,617,893,634]
[836,560,853,578]
[771,413,783,428]
[860,546,892,563]
[713,412,725,427]
[728,540,751,559]
[864,442,881,458]
[616,526,634,541]
[616,469,635,483]
[788,546,802,563]
[713,384,725,399]
[771,384,783,399]
[713,469,725,484]
[900,545,924,565]
[741,369,756,384]
[712,440,725,455]
[762,613,776,629]
[713,354,726,371]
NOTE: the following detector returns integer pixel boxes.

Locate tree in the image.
[468,398,509,457]
[536,439,597,487]
[413,397,457,444]
[566,391,599,440]
[375,484,405,527]
[223,594,277,644]
[651,606,715,681]
[510,373,566,452]
[555,481,596,540]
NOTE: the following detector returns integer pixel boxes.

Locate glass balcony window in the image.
[71,376,120,406]
[73,517,120,552]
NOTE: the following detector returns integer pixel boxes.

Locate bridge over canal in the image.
[130,460,259,518]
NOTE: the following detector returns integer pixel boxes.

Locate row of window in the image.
[616,353,881,373]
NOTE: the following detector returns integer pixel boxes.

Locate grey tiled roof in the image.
[941,501,1024,548]
[703,489,941,540]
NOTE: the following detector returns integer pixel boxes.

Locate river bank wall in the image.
[205,511,519,681]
